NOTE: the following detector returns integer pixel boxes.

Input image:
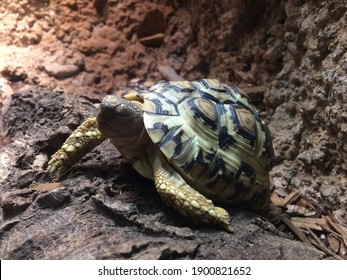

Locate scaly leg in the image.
[153,150,233,233]
[48,117,106,175]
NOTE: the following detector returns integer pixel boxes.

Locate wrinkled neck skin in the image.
[111,130,156,181]
[109,126,151,162]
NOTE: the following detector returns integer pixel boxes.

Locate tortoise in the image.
[48,79,274,233]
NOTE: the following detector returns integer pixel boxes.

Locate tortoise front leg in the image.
[152,150,233,233]
[48,117,106,175]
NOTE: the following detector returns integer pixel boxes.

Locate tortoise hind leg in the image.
[152,150,233,233]
[48,117,106,176]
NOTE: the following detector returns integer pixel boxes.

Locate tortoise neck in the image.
[109,126,151,161]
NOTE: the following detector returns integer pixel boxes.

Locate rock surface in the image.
[0,87,324,260]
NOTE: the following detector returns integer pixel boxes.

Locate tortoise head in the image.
[97,95,144,142]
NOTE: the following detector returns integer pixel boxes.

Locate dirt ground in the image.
[0,0,346,259]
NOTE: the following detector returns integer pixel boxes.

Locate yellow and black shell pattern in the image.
[142,79,274,210]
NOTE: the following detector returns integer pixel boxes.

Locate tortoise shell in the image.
[142,79,274,210]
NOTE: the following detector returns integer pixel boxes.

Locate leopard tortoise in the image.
[48,79,274,233]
